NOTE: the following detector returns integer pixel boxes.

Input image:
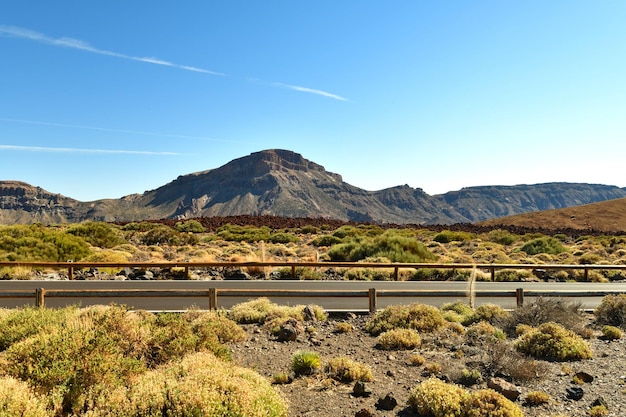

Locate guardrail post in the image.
[68,266,74,280]
[394,267,399,280]
[185,266,190,279]
[490,266,495,282]
[516,288,524,307]
[291,265,296,279]
[209,288,217,310]
[368,288,377,313]
[584,268,589,281]
[35,288,45,307]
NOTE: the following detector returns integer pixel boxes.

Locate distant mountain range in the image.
[2,149,626,225]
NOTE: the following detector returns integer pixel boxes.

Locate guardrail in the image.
[2,286,626,312]
[2,260,626,280]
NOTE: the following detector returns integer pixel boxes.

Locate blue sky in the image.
[1,1,625,202]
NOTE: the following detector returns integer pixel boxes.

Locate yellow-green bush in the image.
[407,378,468,417]
[365,303,446,335]
[463,389,523,417]
[324,356,373,383]
[83,352,287,417]
[408,379,523,417]
[601,325,622,340]
[376,328,422,350]
[514,322,592,361]
[291,351,322,376]
[0,376,49,417]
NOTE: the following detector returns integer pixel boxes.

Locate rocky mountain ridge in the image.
[2,149,626,225]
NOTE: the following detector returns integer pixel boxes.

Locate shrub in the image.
[520,237,567,255]
[139,225,198,246]
[457,368,482,386]
[326,231,436,263]
[85,352,287,417]
[514,322,592,361]
[407,378,468,417]
[487,229,518,245]
[216,224,271,242]
[68,221,126,248]
[441,301,474,323]
[271,373,292,385]
[174,220,205,233]
[376,328,422,350]
[0,305,76,351]
[365,303,446,335]
[333,322,353,333]
[0,224,91,261]
[291,351,322,376]
[589,405,609,417]
[501,297,585,336]
[408,353,426,366]
[595,294,626,328]
[524,390,551,406]
[463,303,511,326]
[267,232,298,244]
[311,234,342,247]
[601,325,622,340]
[0,376,49,417]
[433,230,475,243]
[324,356,373,382]
[463,389,523,417]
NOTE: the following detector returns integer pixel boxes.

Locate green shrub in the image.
[0,376,49,417]
[0,224,91,262]
[216,224,271,242]
[601,325,622,340]
[324,356,373,382]
[139,225,198,246]
[174,220,205,233]
[327,231,436,263]
[595,294,626,328]
[433,230,475,243]
[311,234,342,247]
[291,351,322,376]
[376,328,422,350]
[333,322,353,333]
[365,303,446,335]
[267,232,298,244]
[68,221,126,248]
[463,303,511,326]
[487,229,518,245]
[514,322,592,361]
[520,237,567,255]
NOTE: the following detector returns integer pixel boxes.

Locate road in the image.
[2,280,626,311]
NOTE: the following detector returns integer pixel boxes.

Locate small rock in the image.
[353,381,371,397]
[376,393,398,411]
[566,386,584,401]
[387,354,396,361]
[386,370,395,377]
[355,409,374,417]
[277,324,298,342]
[574,371,594,383]
[487,377,522,401]
[591,397,608,408]
[303,305,318,321]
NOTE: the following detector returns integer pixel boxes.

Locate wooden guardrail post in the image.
[368,288,377,313]
[185,266,190,279]
[291,265,296,279]
[394,266,399,280]
[209,288,217,310]
[584,268,589,281]
[516,288,524,307]
[35,288,45,307]
[490,266,496,282]
[68,266,74,280]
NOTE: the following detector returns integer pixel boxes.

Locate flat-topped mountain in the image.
[2,149,626,225]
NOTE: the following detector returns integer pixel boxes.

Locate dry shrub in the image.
[524,390,551,406]
[500,297,585,336]
[324,356,373,383]
[475,338,549,382]
[463,389,523,417]
[376,328,422,350]
[333,322,353,333]
[407,378,468,417]
[0,376,49,417]
[595,294,626,328]
[601,325,623,340]
[365,303,445,335]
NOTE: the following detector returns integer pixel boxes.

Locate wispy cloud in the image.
[0,144,180,155]
[0,24,348,101]
[0,117,233,142]
[0,25,224,76]
[273,83,349,101]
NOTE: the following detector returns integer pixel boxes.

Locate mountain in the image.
[479,197,626,233]
[2,149,626,225]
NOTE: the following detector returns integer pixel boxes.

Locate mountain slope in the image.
[2,149,626,225]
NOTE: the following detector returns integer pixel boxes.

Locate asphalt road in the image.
[2,280,626,311]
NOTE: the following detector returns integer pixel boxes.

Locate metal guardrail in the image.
[1,260,626,280]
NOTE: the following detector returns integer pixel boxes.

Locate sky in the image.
[1,1,626,202]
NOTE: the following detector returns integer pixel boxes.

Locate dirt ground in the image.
[228,312,626,417]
